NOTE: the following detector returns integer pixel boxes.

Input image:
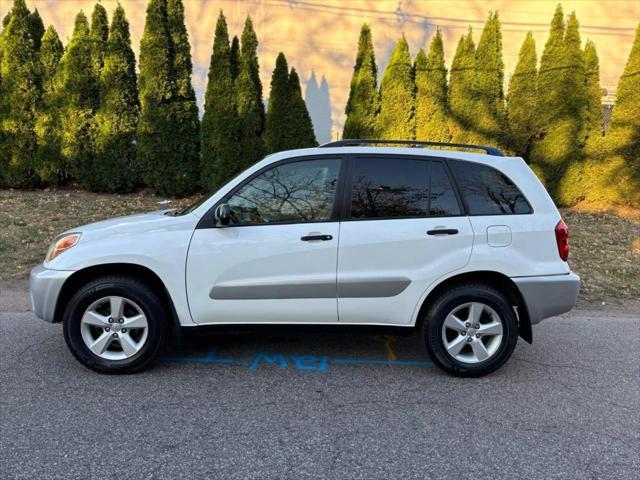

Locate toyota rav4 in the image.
[30,140,580,377]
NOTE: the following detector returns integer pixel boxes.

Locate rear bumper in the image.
[30,265,74,322]
[513,273,580,325]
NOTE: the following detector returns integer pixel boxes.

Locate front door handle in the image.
[427,229,459,236]
[301,234,333,241]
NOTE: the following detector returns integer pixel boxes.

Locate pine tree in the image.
[414,29,450,142]
[89,3,109,77]
[263,52,290,153]
[583,40,602,136]
[167,0,200,193]
[449,28,479,144]
[92,4,139,192]
[0,0,41,187]
[475,12,505,146]
[506,32,537,157]
[28,8,44,50]
[235,16,265,173]
[286,67,317,148]
[343,23,378,139]
[34,25,64,183]
[58,11,98,187]
[377,35,414,140]
[230,35,240,80]
[201,11,239,189]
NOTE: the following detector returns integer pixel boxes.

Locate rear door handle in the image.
[301,234,333,241]
[427,229,459,236]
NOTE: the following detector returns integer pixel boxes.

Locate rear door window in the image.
[348,157,461,219]
[449,159,532,215]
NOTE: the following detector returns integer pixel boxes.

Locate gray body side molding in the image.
[210,278,411,300]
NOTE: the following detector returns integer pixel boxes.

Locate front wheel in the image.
[421,284,518,377]
[63,276,167,374]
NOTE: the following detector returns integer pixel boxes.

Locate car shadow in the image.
[160,330,434,373]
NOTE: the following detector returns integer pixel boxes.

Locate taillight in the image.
[555,220,569,261]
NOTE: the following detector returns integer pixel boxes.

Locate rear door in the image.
[337,155,474,325]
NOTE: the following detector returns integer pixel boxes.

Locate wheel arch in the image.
[53,263,180,330]
[415,271,532,343]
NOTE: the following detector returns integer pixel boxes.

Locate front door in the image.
[186,156,343,325]
[337,155,474,325]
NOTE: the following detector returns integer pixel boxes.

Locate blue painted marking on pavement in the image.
[162,349,433,371]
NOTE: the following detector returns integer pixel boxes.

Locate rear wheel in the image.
[421,284,518,377]
[63,276,167,374]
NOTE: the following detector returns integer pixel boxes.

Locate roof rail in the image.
[318,139,504,157]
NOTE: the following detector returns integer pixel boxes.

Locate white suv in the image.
[30,140,580,377]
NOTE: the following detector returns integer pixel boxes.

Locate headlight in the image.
[46,233,81,262]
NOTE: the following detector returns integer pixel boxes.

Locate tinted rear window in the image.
[349,157,461,219]
[449,160,532,215]
[350,157,429,218]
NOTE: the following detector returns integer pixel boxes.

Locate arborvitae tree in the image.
[529,4,564,186]
[377,35,414,140]
[603,23,640,205]
[230,35,240,80]
[506,32,537,157]
[343,23,378,139]
[263,53,290,153]
[414,29,450,142]
[59,12,98,187]
[138,0,195,195]
[449,28,479,144]
[263,52,314,153]
[235,16,265,173]
[28,8,44,50]
[34,25,64,183]
[167,0,200,192]
[89,3,109,77]
[580,24,640,206]
[536,9,587,202]
[92,4,139,192]
[583,40,602,136]
[201,11,239,189]
[474,12,505,146]
[286,67,317,148]
[529,4,574,192]
[0,0,41,187]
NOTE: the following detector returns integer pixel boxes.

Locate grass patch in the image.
[1,189,638,305]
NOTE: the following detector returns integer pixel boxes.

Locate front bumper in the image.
[513,273,580,325]
[30,265,75,322]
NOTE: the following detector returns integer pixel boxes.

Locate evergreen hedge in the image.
[0,2,637,207]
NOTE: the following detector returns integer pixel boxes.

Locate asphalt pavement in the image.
[1,297,638,480]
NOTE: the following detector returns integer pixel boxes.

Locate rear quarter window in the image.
[449,159,532,215]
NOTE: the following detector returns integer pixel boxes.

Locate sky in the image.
[2,0,638,141]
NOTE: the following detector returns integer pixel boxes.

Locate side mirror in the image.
[214,203,231,227]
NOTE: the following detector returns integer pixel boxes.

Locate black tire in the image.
[63,276,168,374]
[421,283,518,377]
